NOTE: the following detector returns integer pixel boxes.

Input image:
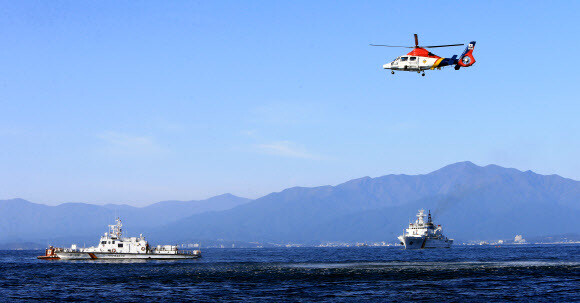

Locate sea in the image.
[1,245,578,302]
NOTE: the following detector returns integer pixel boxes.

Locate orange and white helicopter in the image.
[371,34,476,76]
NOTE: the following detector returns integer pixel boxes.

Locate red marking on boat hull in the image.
[37,256,60,260]
[88,253,98,259]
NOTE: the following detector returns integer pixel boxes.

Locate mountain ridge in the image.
[150,161,579,243]
[2,161,579,245]
[0,194,251,244]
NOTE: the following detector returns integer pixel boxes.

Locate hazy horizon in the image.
[4,160,579,206]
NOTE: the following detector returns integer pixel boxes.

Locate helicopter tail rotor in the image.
[456,41,477,67]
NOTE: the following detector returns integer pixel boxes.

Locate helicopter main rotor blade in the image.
[369,44,414,48]
[422,44,465,48]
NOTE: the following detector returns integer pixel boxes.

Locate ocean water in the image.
[0,245,578,302]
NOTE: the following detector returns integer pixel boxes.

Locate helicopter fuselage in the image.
[383,47,458,72]
[384,56,443,71]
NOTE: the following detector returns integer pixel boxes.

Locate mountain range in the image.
[0,194,250,246]
[1,161,579,247]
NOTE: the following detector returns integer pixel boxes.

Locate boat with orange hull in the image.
[37,246,61,260]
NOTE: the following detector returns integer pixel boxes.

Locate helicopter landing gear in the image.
[391,71,395,74]
[421,73,425,76]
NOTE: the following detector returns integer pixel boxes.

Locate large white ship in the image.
[397,209,453,249]
[38,218,201,260]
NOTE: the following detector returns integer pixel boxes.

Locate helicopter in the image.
[371,34,476,76]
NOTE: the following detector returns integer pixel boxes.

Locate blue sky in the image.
[1,1,578,206]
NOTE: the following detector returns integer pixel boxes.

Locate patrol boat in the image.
[38,218,201,260]
[397,209,453,249]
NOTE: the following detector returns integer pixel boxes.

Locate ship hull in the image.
[56,252,201,260]
[398,236,453,249]
[37,256,60,260]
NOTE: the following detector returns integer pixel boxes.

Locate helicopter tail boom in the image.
[431,55,458,70]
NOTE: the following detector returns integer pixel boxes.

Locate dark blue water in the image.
[1,245,578,302]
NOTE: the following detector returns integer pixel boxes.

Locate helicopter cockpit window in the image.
[401,57,408,62]
[410,57,416,61]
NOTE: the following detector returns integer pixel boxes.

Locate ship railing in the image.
[61,248,81,252]
[177,250,201,255]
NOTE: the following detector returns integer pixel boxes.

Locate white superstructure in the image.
[397,209,453,249]
[39,218,201,260]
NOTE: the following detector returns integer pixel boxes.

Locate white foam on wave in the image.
[286,260,580,269]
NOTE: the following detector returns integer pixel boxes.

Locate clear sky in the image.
[1,1,578,206]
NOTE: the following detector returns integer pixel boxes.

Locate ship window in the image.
[118,244,123,248]
[410,57,416,61]
[400,57,408,62]
[101,241,106,245]
[112,241,115,244]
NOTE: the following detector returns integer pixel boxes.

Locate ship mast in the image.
[416,209,426,225]
[426,209,435,228]
[108,217,123,239]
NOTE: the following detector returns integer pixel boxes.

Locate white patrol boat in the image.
[397,209,453,249]
[38,218,201,260]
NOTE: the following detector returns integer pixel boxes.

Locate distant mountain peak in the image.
[211,193,245,199]
[441,161,479,170]
[427,161,483,178]
[458,160,477,165]
[204,193,251,204]
[341,176,372,186]
[0,198,34,205]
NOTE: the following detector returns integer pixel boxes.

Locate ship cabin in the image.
[94,218,150,254]
[95,218,180,254]
[405,209,443,237]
